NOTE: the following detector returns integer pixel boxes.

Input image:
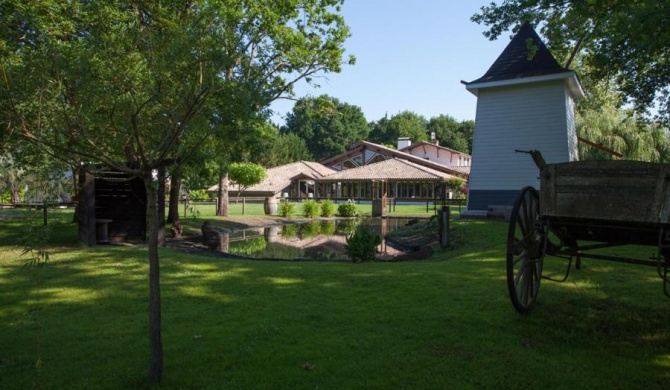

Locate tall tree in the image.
[1,0,352,383]
[283,95,369,160]
[471,0,670,124]
[426,115,474,154]
[368,111,428,147]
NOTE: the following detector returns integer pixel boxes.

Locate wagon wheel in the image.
[507,186,544,313]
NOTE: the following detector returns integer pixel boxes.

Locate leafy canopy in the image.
[283,94,369,160]
[472,0,670,124]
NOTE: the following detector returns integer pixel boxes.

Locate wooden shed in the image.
[462,22,584,213]
[77,167,148,244]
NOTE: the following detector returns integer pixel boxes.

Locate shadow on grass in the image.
[1,210,670,389]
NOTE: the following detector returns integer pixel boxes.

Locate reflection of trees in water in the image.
[218,218,413,260]
[336,219,360,235]
[300,221,320,237]
[320,220,336,235]
[282,224,297,238]
[228,237,267,256]
[256,242,305,259]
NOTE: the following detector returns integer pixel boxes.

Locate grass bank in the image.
[1,208,668,389]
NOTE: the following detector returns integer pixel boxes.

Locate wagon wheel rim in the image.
[506,186,544,313]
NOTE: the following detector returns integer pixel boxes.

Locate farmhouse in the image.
[208,139,470,204]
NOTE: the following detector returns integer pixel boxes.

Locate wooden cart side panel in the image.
[540,161,670,224]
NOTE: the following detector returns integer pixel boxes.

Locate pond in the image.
[209,218,417,261]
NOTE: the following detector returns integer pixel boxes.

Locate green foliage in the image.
[228,163,266,189]
[302,199,319,218]
[278,201,296,218]
[281,223,297,237]
[188,189,211,200]
[320,220,336,235]
[344,227,382,263]
[577,104,670,162]
[369,111,428,146]
[229,237,267,256]
[320,199,335,217]
[283,95,370,160]
[471,1,670,124]
[426,115,474,154]
[337,201,359,217]
[336,218,360,235]
[445,178,466,194]
[2,209,670,388]
[300,221,321,237]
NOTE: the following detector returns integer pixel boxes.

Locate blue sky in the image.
[270,1,511,126]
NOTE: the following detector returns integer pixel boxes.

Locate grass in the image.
[1,208,669,389]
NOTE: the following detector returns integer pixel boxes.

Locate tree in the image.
[577,103,670,162]
[228,162,266,197]
[368,111,428,147]
[1,0,352,383]
[471,0,670,124]
[283,95,369,160]
[426,115,474,154]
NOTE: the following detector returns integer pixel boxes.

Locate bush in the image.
[344,227,382,263]
[302,199,319,218]
[278,201,295,218]
[188,189,211,200]
[337,201,358,217]
[320,199,335,217]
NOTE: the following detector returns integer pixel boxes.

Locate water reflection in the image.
[212,218,414,261]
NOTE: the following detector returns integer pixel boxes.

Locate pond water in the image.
[210,218,416,261]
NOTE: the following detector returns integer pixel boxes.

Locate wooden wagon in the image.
[507,151,670,313]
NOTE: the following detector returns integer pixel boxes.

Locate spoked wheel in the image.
[507,186,544,313]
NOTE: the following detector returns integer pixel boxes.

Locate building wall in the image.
[467,80,577,211]
[405,145,471,167]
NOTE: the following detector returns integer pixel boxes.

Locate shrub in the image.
[344,227,382,263]
[302,199,319,218]
[320,199,335,217]
[278,201,295,218]
[188,189,210,200]
[337,201,358,217]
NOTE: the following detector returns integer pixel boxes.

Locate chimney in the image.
[397,137,411,150]
[430,132,439,146]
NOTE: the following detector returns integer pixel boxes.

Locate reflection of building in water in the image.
[213,219,415,260]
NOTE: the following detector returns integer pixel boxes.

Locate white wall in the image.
[469,80,575,192]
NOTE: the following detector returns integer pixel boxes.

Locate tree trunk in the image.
[216,171,229,217]
[157,166,166,246]
[10,186,20,205]
[167,172,181,224]
[143,173,163,383]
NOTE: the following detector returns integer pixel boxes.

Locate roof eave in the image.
[464,71,585,99]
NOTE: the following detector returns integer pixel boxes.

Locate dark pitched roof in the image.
[466,22,569,84]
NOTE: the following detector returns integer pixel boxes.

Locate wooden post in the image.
[438,206,450,248]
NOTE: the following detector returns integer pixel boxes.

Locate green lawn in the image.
[1,208,669,389]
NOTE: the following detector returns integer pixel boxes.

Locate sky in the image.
[269,1,512,126]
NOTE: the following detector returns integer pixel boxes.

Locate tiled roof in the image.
[320,158,457,182]
[466,22,568,84]
[399,141,470,157]
[207,161,336,195]
[320,140,469,178]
